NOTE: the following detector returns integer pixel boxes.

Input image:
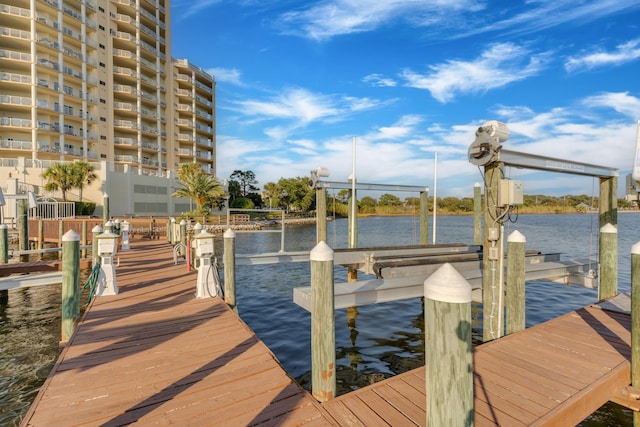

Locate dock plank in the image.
[21,239,335,427]
[22,237,633,426]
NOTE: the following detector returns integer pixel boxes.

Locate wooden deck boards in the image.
[324,305,631,426]
[22,238,633,426]
[21,239,333,427]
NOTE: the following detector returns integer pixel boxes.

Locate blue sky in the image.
[170,0,640,198]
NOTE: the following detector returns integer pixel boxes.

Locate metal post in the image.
[61,230,80,342]
[311,241,335,402]
[424,263,473,426]
[473,182,482,246]
[506,230,526,335]
[316,187,327,244]
[223,228,236,312]
[599,223,618,301]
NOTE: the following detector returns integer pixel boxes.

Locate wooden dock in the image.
[21,239,633,426]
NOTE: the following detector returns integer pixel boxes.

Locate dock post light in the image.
[194,230,220,298]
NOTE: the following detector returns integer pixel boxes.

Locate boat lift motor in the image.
[468,120,510,166]
[194,230,220,298]
[96,231,119,296]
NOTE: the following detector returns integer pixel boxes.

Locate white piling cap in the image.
[474,182,481,188]
[92,225,103,233]
[632,242,640,255]
[62,229,80,242]
[310,240,334,261]
[424,263,471,304]
[600,223,617,234]
[223,228,236,238]
[508,230,526,243]
[0,224,7,229]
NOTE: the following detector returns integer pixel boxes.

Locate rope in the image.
[82,261,101,304]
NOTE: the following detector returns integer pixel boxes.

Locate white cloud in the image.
[363,73,398,87]
[276,0,483,41]
[401,43,549,103]
[207,67,245,86]
[566,39,640,72]
[582,92,640,119]
[227,87,388,140]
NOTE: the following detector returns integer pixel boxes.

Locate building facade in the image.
[0,0,215,215]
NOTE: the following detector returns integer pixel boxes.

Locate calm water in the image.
[2,213,639,425]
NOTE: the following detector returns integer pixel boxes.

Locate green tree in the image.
[262,182,279,209]
[70,161,97,202]
[277,177,314,212]
[172,170,223,214]
[378,193,402,207]
[42,163,75,201]
[230,170,259,197]
[359,196,377,213]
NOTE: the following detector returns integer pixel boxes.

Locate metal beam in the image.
[315,180,428,193]
[499,149,619,178]
[293,258,597,311]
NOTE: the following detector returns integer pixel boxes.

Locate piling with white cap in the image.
[310,241,335,402]
[599,223,618,301]
[424,263,473,426]
[506,230,526,335]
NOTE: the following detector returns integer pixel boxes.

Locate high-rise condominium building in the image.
[0,0,215,215]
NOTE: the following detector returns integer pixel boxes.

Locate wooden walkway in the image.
[21,239,334,426]
[323,305,631,426]
[21,238,633,426]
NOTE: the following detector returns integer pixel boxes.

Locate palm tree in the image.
[172,171,223,214]
[70,161,97,202]
[42,163,75,201]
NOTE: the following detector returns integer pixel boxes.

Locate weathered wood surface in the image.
[21,237,633,426]
[22,239,334,426]
[324,305,631,426]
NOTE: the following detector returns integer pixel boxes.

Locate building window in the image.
[99,25,105,31]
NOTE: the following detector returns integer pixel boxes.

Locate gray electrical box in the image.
[498,179,523,207]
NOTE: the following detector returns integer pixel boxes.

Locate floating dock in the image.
[21,239,633,426]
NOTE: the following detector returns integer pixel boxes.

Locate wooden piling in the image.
[632,241,640,427]
[81,220,87,258]
[424,263,473,426]
[92,225,103,268]
[482,161,502,342]
[61,230,80,343]
[18,199,28,262]
[311,241,335,402]
[506,230,526,335]
[180,220,187,257]
[103,193,109,225]
[223,228,236,312]
[316,187,327,244]
[473,182,482,246]
[599,223,618,301]
[0,224,8,264]
[599,176,617,228]
[420,190,429,245]
[37,220,44,250]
